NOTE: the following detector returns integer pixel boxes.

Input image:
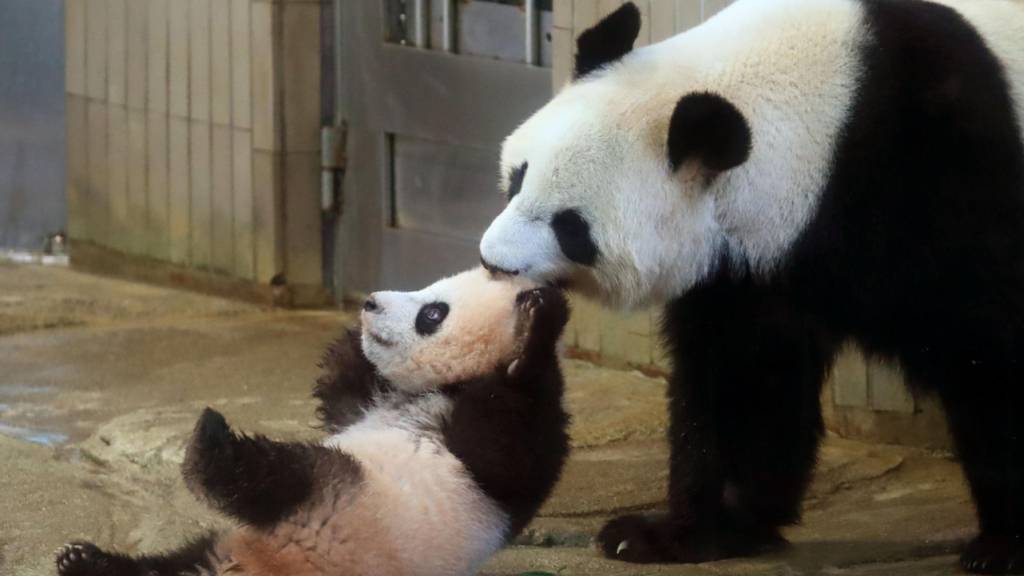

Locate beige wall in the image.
[552,0,944,445]
[65,0,323,299]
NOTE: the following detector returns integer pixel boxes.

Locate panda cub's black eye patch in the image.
[551,209,599,267]
[415,302,450,336]
[506,162,528,201]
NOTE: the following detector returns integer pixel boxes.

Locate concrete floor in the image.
[0,261,979,575]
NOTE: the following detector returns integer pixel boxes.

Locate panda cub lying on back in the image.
[55,268,571,576]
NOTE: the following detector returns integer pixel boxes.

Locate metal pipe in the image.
[442,0,456,53]
[413,0,428,48]
[525,0,539,65]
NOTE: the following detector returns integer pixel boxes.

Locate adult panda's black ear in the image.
[667,92,752,174]
[575,2,642,79]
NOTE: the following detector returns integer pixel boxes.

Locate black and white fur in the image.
[56,268,571,576]
[480,1,1024,573]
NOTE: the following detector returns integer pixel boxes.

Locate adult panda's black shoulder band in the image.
[574,2,642,79]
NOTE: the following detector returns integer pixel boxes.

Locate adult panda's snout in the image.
[480,208,561,282]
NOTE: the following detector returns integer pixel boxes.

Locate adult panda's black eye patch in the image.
[506,162,528,201]
[551,209,599,267]
[415,302,449,336]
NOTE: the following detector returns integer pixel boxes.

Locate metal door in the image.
[334,0,553,295]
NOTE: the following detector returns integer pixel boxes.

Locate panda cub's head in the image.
[360,267,540,391]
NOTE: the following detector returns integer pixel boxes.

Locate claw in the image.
[507,359,519,375]
[616,540,629,556]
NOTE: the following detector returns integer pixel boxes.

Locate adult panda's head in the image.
[480,2,755,309]
[360,267,540,392]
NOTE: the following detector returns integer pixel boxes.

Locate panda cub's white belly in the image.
[323,396,509,576]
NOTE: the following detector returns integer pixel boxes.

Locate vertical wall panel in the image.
[231,0,252,129]
[597,0,623,17]
[189,121,212,267]
[572,0,599,39]
[66,96,89,239]
[551,26,573,90]
[232,129,254,279]
[106,0,126,105]
[86,102,108,243]
[702,0,732,20]
[282,4,320,153]
[126,0,147,110]
[211,0,232,126]
[168,0,189,118]
[147,0,169,113]
[189,0,211,122]
[85,0,107,100]
[634,0,652,47]
[553,0,573,29]
[211,125,234,272]
[251,2,279,150]
[283,153,321,284]
[252,150,281,282]
[674,0,701,32]
[107,105,129,251]
[168,116,190,262]
[66,0,87,96]
[649,0,675,42]
[127,111,148,252]
[147,112,170,259]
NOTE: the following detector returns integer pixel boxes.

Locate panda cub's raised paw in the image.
[515,287,569,336]
[55,542,119,576]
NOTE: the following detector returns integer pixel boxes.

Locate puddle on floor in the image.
[0,384,56,396]
[0,384,79,445]
[0,422,68,446]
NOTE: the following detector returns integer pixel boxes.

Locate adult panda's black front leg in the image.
[183,407,362,528]
[598,279,838,563]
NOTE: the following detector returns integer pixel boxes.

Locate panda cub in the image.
[55,268,571,576]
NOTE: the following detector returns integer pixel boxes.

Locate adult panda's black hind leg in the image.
[183,407,362,528]
[598,279,837,563]
[939,376,1024,574]
[56,535,217,576]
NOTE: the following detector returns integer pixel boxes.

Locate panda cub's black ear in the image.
[667,92,752,174]
[575,2,642,79]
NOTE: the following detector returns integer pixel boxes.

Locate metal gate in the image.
[334,0,553,294]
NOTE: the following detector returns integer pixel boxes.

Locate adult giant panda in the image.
[479,0,1024,573]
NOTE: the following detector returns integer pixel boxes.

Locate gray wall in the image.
[0,0,67,250]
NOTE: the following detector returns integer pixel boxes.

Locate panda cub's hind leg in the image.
[56,535,218,576]
[183,408,362,528]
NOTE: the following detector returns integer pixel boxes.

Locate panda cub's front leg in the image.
[183,407,362,528]
[508,287,570,379]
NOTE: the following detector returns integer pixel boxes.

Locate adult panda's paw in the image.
[55,542,125,576]
[598,513,787,564]
[961,533,1024,574]
[598,514,687,564]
